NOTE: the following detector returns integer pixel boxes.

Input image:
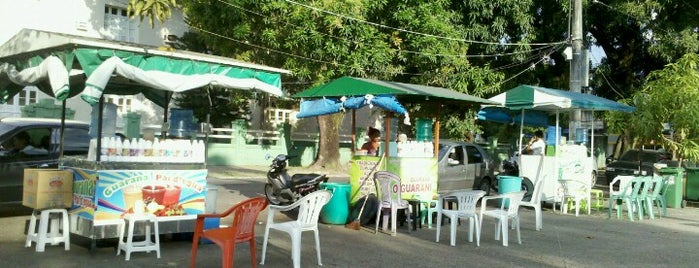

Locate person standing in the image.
[525,130,545,155]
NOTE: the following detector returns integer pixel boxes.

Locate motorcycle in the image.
[264,154,328,205]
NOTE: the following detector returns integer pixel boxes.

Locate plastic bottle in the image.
[100,137,109,158]
[115,138,123,162]
[153,138,162,162]
[121,139,131,162]
[144,140,153,158]
[107,137,116,161]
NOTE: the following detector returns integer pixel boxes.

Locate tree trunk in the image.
[310,113,345,170]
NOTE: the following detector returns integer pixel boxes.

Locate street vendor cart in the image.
[479,85,634,207]
[0,29,288,248]
[293,76,498,203]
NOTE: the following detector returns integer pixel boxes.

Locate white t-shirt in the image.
[529,139,545,155]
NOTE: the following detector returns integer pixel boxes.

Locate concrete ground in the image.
[2,166,699,267]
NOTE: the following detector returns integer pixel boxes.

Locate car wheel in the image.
[479,179,492,195]
[591,171,597,187]
[521,177,534,202]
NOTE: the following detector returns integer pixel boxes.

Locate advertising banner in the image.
[68,167,207,224]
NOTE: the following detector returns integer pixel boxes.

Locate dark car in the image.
[437,140,496,193]
[605,149,672,184]
[0,117,91,206]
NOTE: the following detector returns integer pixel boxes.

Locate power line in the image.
[588,51,626,99]
[282,0,567,47]
[214,0,560,59]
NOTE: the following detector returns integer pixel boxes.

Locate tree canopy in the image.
[130,0,699,167]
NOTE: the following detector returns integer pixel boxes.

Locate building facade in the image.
[0,0,188,130]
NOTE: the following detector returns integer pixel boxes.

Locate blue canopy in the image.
[296,94,407,118]
[477,107,549,127]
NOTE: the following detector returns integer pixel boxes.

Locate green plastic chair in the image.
[654,176,672,217]
[608,176,644,221]
[632,176,652,220]
[644,176,665,219]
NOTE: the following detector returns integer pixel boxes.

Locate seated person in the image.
[360,127,381,156]
[9,131,48,156]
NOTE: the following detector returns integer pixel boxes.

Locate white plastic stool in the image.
[117,213,161,261]
[25,208,70,252]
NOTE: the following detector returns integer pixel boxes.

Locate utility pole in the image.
[569,0,583,141]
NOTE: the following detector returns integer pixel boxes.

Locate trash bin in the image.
[659,167,684,208]
[202,183,220,244]
[685,167,699,201]
[320,183,351,224]
[498,175,522,208]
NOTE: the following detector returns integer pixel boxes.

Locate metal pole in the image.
[569,0,583,141]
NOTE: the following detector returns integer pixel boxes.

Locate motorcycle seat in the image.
[291,173,324,185]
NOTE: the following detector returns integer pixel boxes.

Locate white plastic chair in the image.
[479,191,526,247]
[520,177,545,230]
[560,178,591,216]
[435,190,486,246]
[261,190,332,268]
[373,171,412,236]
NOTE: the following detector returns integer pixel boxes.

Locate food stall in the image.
[293,76,498,203]
[479,85,634,205]
[0,29,287,245]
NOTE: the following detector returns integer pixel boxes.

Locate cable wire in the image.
[282,0,567,46]
[214,0,560,59]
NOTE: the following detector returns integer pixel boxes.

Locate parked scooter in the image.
[264,154,328,205]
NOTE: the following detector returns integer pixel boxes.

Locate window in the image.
[466,146,483,164]
[106,96,133,114]
[61,127,91,155]
[103,5,137,42]
[9,88,38,106]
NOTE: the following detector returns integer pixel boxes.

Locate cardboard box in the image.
[22,190,72,209]
[22,169,74,209]
[23,169,74,193]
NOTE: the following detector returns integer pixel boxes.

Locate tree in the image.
[127,0,179,28]
[176,0,542,169]
[627,53,699,164]
[586,0,699,101]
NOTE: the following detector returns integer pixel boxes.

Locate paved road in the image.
[2,167,699,267]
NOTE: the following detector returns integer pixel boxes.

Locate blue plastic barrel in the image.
[546,126,561,145]
[575,128,588,144]
[320,183,351,224]
[169,108,195,138]
[498,175,522,208]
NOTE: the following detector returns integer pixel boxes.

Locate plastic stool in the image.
[117,213,161,261]
[25,208,70,252]
[589,189,605,211]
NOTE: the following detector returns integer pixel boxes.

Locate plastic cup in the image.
[162,185,182,206]
[142,185,166,205]
[122,185,143,211]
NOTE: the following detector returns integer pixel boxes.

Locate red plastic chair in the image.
[191,196,268,268]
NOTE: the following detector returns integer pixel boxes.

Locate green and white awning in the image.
[0,29,289,106]
[487,84,634,112]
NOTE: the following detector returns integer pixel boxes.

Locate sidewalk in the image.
[3,168,699,267]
